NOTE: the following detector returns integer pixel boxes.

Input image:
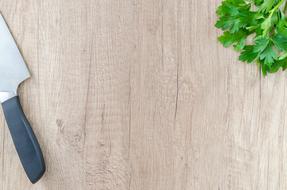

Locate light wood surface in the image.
[0,0,285,189]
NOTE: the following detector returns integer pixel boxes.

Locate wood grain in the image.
[0,0,285,189]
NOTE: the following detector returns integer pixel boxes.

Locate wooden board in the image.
[0,0,285,189]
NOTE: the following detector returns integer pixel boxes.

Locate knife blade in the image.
[0,13,45,183]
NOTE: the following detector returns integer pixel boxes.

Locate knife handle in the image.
[2,96,45,183]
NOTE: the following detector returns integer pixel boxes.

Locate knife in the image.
[0,14,45,183]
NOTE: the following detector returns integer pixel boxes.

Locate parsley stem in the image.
[262,0,285,36]
[284,0,287,14]
[270,0,285,15]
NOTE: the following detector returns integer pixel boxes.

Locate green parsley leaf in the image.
[273,33,287,50]
[259,44,277,66]
[239,46,258,63]
[216,0,287,75]
[253,36,269,52]
[218,31,247,48]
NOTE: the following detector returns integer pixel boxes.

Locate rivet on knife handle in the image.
[0,13,45,183]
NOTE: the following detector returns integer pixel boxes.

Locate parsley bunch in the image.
[216,0,287,75]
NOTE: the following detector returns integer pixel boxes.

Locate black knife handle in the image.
[2,96,45,183]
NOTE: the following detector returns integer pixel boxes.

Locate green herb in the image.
[216,0,287,75]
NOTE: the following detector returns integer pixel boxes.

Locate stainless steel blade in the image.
[0,14,30,96]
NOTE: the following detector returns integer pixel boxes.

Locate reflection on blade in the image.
[0,13,30,93]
